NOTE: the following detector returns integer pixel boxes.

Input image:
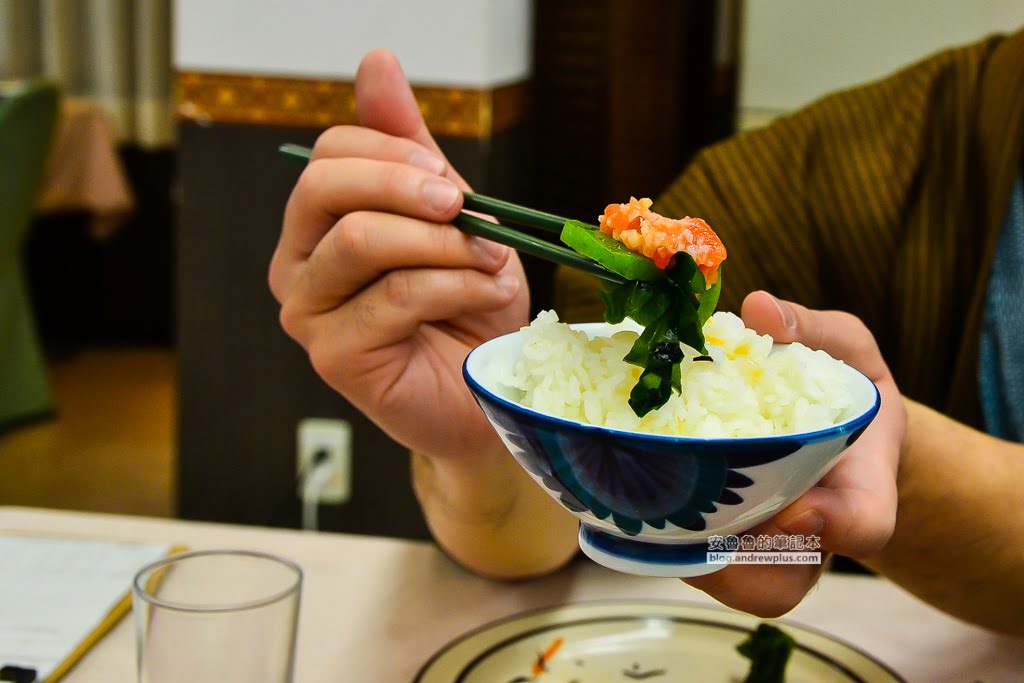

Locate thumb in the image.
[355,49,436,150]
[355,49,470,189]
[739,290,889,380]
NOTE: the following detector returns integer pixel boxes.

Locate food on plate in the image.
[504,622,795,682]
[558,198,727,416]
[495,310,854,438]
[738,623,796,683]
[531,637,564,676]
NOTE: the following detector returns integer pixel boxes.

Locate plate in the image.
[414,601,904,683]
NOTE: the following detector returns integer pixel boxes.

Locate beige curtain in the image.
[0,0,174,148]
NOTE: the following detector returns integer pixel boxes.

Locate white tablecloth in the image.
[1,507,1020,682]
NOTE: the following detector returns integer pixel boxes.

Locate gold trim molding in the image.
[175,71,527,138]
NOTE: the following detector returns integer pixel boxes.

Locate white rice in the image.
[496,310,855,438]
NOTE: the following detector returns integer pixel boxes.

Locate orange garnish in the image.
[531,636,565,676]
[599,197,727,284]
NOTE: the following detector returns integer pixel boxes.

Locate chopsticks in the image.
[277,144,626,284]
[451,212,624,282]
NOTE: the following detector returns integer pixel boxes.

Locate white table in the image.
[1,507,1020,682]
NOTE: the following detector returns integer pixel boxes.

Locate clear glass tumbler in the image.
[132,549,302,683]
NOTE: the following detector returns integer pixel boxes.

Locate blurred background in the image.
[1,0,1021,539]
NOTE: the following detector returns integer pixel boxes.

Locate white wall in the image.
[740,0,1024,126]
[173,0,532,87]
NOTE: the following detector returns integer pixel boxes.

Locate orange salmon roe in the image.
[598,197,727,284]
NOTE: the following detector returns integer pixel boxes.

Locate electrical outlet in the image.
[296,418,352,505]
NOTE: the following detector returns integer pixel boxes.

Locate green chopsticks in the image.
[276,143,626,284]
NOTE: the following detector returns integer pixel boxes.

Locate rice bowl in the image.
[464,316,880,577]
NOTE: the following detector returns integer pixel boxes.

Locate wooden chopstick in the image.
[276,143,626,284]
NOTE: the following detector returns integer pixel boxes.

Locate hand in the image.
[685,291,906,616]
[269,49,529,462]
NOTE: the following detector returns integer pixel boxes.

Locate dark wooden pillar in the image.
[531,0,737,218]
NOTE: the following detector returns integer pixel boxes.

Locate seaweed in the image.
[737,623,796,683]
[600,255,722,416]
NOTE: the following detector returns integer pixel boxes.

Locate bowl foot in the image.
[578,526,730,578]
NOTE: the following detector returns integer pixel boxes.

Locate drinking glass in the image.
[132,549,302,683]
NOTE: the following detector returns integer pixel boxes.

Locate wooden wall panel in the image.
[531,0,733,218]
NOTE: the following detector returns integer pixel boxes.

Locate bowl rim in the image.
[463,322,882,446]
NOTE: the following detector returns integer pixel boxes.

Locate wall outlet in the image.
[296,418,352,505]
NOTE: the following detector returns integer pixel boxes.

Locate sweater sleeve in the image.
[654,57,941,324]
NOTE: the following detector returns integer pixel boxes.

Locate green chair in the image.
[0,81,60,431]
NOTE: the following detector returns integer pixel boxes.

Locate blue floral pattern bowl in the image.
[463,322,880,577]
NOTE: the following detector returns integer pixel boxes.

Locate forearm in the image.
[411,445,579,579]
[862,399,1024,635]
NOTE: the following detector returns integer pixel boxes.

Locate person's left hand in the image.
[684,291,906,616]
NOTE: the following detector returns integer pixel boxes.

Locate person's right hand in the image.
[269,49,529,463]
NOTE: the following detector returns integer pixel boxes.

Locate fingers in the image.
[776,378,903,558]
[354,48,470,189]
[302,267,521,387]
[695,443,898,618]
[740,291,890,380]
[273,158,465,300]
[774,459,898,558]
[685,516,828,617]
[281,211,511,322]
[285,157,462,253]
[273,49,478,302]
[310,125,448,176]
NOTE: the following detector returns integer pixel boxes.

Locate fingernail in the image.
[408,149,446,175]
[495,274,519,297]
[767,292,798,331]
[424,179,459,213]
[777,509,826,536]
[471,236,509,264]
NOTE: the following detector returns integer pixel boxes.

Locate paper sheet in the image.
[0,535,172,681]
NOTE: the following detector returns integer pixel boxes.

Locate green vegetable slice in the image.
[560,220,664,281]
[697,268,722,326]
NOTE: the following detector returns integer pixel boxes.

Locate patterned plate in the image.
[414,601,904,683]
